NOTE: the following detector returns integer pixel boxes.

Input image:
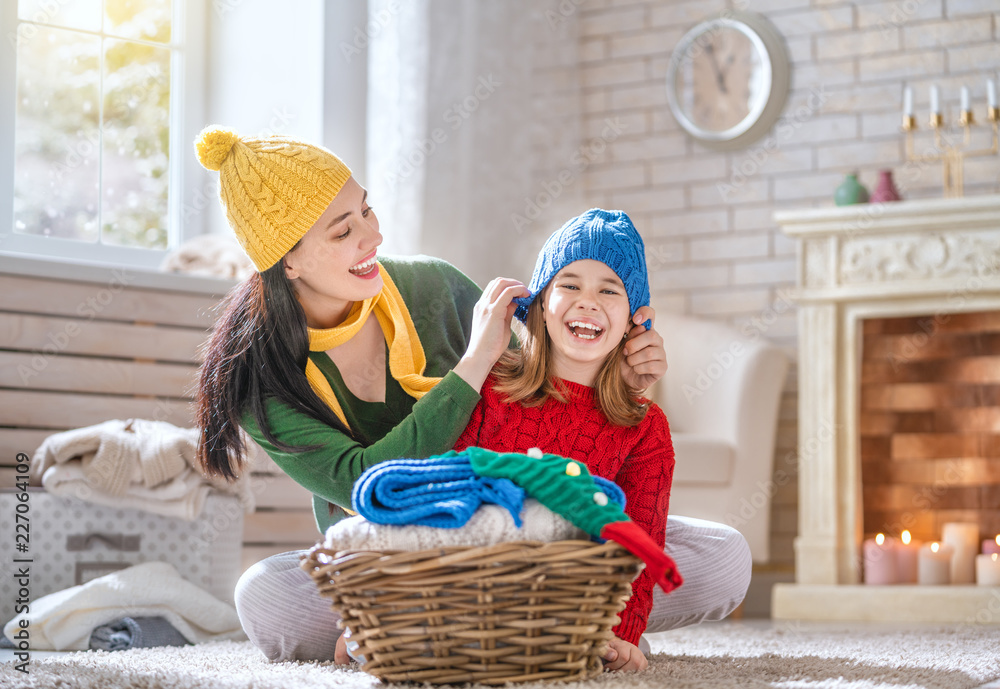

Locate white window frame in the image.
[0,0,207,270]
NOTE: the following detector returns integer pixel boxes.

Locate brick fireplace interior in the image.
[860,310,1000,543]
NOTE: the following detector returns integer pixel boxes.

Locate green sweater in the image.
[242,255,483,534]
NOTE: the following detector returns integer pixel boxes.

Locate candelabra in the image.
[901,84,999,198]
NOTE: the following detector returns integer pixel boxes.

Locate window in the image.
[1,0,205,269]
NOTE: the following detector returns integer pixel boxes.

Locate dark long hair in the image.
[196,261,348,480]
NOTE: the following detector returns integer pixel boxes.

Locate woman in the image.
[193,126,751,663]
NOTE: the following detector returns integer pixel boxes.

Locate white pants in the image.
[234,515,752,662]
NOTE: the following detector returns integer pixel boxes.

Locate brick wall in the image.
[576,0,1000,569]
[860,311,1000,544]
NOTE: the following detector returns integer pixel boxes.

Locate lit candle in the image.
[975,553,1000,586]
[983,535,1000,556]
[903,86,913,117]
[930,85,940,114]
[942,522,979,584]
[988,79,997,108]
[863,533,897,585]
[918,542,953,585]
[960,86,970,112]
[895,530,920,584]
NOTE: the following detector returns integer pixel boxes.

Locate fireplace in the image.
[860,311,1000,546]
[772,195,1000,623]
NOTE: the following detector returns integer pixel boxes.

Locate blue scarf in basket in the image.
[351,453,528,528]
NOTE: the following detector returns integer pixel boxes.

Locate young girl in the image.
[454,208,674,672]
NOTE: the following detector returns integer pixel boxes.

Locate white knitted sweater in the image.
[324,499,587,551]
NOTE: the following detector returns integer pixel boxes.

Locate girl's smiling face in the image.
[541,259,631,386]
[282,177,383,328]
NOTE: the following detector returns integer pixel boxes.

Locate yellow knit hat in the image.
[194,126,352,272]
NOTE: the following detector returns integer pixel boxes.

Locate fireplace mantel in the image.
[772,195,1000,623]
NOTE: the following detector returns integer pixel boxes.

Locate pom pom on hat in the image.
[192,125,352,272]
[195,126,240,172]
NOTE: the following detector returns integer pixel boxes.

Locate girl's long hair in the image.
[491,292,648,427]
[195,261,348,480]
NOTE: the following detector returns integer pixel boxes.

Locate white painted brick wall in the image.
[576,0,999,571]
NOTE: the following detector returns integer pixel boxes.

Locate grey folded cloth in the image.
[89,616,189,651]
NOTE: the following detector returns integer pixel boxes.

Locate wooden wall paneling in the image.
[0,274,222,328]
[0,351,199,398]
[0,389,195,430]
[0,312,210,364]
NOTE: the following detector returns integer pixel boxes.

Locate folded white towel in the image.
[3,561,245,651]
[324,499,588,552]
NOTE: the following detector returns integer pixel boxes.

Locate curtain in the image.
[366,0,584,286]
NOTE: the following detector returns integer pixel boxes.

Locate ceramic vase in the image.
[870,169,902,203]
[834,173,869,206]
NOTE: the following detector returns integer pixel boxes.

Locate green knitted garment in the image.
[464,446,629,537]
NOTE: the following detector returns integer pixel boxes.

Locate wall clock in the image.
[665,11,790,151]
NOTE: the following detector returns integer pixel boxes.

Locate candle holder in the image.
[902,107,999,198]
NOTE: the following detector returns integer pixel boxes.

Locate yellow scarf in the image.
[304,263,442,431]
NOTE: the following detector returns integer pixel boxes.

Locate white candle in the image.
[863,533,897,585]
[930,85,940,114]
[895,530,920,584]
[960,86,970,112]
[988,79,997,108]
[942,522,979,584]
[903,86,913,116]
[976,553,1000,586]
[918,542,953,585]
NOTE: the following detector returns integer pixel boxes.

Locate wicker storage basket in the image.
[302,539,642,685]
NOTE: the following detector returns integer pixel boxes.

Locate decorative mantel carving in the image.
[774,195,1000,599]
[840,233,1000,284]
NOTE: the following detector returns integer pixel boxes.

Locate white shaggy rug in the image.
[2,621,999,689]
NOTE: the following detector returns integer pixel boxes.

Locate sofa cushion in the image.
[670,433,735,485]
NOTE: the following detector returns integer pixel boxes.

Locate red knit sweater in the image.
[454,376,675,646]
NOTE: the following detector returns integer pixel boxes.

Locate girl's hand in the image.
[334,630,351,664]
[454,278,530,392]
[602,637,649,672]
[621,306,667,392]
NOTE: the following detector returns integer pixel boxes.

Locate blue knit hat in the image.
[514,208,650,328]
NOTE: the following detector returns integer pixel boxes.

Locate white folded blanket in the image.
[3,561,246,651]
[325,499,588,552]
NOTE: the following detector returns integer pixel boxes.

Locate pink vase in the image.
[870,169,901,203]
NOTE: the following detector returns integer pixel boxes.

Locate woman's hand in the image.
[621,306,667,392]
[453,278,529,392]
[602,637,649,672]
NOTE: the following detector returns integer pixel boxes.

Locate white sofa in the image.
[650,313,789,563]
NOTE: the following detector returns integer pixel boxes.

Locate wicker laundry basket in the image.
[301,539,642,685]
